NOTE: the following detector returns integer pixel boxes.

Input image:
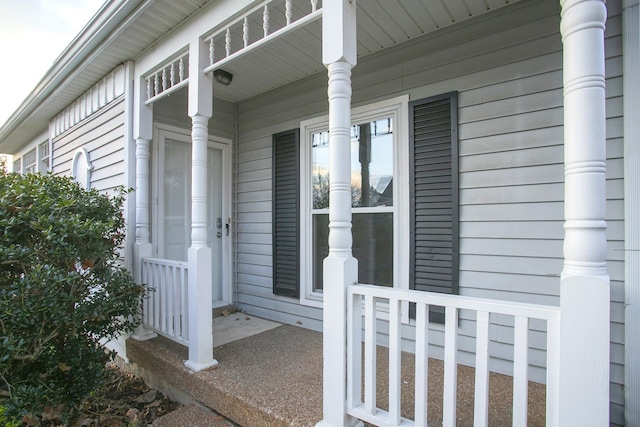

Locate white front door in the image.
[156,126,232,306]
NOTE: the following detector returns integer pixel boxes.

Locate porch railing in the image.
[346,284,561,427]
[141,257,189,345]
[203,0,322,72]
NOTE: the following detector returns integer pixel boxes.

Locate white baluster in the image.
[179,57,185,81]
[170,63,176,87]
[162,68,167,91]
[225,28,231,57]
[154,73,160,96]
[311,0,318,12]
[263,5,269,37]
[286,0,292,25]
[209,38,215,65]
[243,17,249,48]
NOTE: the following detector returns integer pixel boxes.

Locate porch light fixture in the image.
[213,69,233,85]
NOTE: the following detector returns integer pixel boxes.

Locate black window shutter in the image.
[272,129,300,298]
[409,93,459,320]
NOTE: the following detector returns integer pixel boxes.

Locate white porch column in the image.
[185,38,217,371]
[559,1,610,425]
[317,1,361,427]
[623,0,640,424]
[131,76,156,341]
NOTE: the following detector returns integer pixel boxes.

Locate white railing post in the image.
[316,1,360,426]
[559,1,610,425]
[185,37,217,372]
[131,73,156,342]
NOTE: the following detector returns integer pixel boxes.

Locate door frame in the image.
[152,123,233,307]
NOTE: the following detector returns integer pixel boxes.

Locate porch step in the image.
[152,403,237,427]
[126,323,323,427]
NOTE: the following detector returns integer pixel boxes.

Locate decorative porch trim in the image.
[51,65,126,138]
[203,0,321,73]
[144,50,190,105]
[70,148,94,189]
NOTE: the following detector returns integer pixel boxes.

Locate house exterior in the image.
[0,0,638,425]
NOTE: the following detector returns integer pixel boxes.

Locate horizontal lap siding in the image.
[234,1,624,421]
[235,73,326,329]
[52,97,126,193]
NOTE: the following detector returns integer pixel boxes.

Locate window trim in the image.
[299,95,410,308]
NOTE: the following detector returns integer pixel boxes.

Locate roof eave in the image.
[0,0,144,152]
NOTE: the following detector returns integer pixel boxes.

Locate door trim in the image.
[152,122,233,307]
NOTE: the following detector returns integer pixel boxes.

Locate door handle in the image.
[225,223,230,236]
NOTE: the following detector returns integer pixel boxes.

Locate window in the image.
[310,119,395,289]
[23,149,36,174]
[12,158,21,174]
[39,141,50,172]
[299,96,410,306]
[273,93,458,311]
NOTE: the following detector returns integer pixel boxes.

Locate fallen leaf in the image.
[125,408,139,420]
[41,405,62,421]
[58,362,72,372]
[21,413,40,427]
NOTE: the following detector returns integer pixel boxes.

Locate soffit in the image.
[209,0,525,102]
[0,0,524,152]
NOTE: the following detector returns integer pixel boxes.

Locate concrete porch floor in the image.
[126,314,547,427]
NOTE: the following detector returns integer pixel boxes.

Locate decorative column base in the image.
[185,245,217,371]
[559,274,609,426]
[131,241,157,341]
[317,256,359,427]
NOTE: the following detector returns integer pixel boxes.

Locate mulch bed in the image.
[70,364,181,426]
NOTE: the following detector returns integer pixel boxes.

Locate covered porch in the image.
[129,0,617,425]
[127,313,548,427]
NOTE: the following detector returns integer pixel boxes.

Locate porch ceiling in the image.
[0,0,524,152]
[210,0,525,103]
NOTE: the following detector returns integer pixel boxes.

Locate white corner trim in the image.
[624,0,640,424]
[71,148,94,189]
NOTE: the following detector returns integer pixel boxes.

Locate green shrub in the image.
[0,172,147,424]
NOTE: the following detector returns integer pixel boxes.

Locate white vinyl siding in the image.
[231,0,624,422]
[52,97,126,193]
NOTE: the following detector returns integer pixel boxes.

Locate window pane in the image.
[311,118,394,210]
[164,139,190,261]
[313,212,393,291]
[351,119,394,208]
[312,131,330,209]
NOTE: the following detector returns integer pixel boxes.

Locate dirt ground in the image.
[70,364,182,426]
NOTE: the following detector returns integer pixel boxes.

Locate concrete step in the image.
[126,322,323,427]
